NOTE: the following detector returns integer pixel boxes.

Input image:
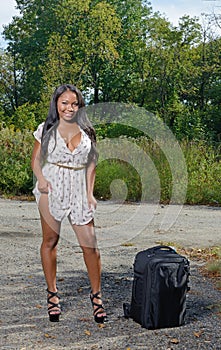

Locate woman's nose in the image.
[67,104,74,111]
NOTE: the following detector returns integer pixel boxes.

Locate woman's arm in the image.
[31,140,51,193]
[86,161,97,210]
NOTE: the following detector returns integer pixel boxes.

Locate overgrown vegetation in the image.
[0,0,220,202]
[0,124,220,205]
[0,125,33,195]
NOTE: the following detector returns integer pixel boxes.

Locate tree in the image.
[3,0,61,103]
[0,51,18,116]
[99,0,152,104]
[42,0,121,103]
[2,0,221,141]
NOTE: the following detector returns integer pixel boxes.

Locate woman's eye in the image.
[61,101,78,106]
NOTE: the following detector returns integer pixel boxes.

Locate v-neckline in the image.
[57,127,83,153]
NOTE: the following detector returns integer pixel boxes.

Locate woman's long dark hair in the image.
[41,84,98,165]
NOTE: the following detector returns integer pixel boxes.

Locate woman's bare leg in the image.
[71,220,106,318]
[38,194,61,314]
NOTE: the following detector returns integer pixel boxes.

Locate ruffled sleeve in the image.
[33,122,45,143]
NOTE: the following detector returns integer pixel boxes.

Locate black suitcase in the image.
[123,245,190,329]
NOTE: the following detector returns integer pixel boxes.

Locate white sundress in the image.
[33,122,95,225]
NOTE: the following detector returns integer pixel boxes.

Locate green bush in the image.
[95,136,221,205]
[95,159,142,201]
[137,137,173,203]
[11,102,38,131]
[0,124,220,205]
[94,136,162,203]
[2,102,39,130]
[183,141,221,205]
[0,125,34,195]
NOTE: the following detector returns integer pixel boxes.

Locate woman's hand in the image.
[38,176,52,194]
[87,193,97,212]
[86,161,97,212]
[32,140,52,194]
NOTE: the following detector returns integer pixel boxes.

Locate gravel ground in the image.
[0,198,221,350]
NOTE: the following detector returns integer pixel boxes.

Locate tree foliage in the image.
[0,0,221,141]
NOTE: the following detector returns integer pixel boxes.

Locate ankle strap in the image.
[90,290,102,299]
[47,288,59,297]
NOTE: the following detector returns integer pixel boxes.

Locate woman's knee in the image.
[42,233,59,250]
[81,246,100,257]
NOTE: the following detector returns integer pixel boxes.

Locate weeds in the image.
[95,136,221,205]
[0,124,220,205]
[0,125,33,195]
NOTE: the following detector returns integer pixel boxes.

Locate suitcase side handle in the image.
[152,245,176,253]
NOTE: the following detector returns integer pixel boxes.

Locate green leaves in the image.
[0,125,33,194]
[1,0,221,142]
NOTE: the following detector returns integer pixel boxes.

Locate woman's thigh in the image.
[70,220,98,249]
[39,193,61,240]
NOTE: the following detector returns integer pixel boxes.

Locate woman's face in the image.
[57,90,79,122]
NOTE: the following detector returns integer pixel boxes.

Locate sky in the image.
[0,0,220,47]
[151,0,221,26]
[0,0,19,48]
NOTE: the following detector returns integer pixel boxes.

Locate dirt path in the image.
[0,199,221,349]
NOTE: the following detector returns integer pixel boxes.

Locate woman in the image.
[31,84,107,323]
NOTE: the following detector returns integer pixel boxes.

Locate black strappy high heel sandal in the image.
[47,289,61,322]
[90,291,107,324]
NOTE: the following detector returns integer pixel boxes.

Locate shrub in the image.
[183,141,221,205]
[0,125,34,195]
[0,123,220,206]
[94,136,162,203]
[95,159,142,201]
[95,137,221,205]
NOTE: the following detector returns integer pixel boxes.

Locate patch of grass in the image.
[121,242,135,247]
[157,241,221,291]
[182,141,221,205]
[207,261,221,275]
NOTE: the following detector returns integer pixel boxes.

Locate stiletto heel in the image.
[47,289,61,322]
[90,291,107,324]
